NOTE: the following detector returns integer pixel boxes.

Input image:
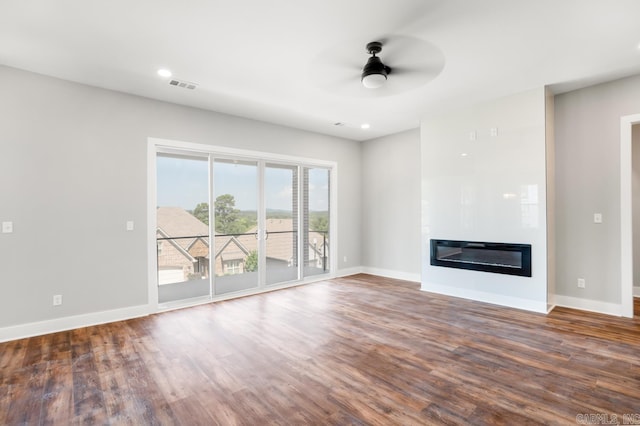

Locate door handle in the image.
[254,230,269,240]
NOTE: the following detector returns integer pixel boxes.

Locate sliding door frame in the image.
[147,137,337,313]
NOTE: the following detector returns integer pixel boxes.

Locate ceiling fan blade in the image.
[388,66,417,75]
[389,66,439,77]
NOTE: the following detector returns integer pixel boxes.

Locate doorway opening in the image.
[620,114,640,318]
[631,123,640,317]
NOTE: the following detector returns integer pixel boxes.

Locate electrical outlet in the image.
[593,213,602,224]
[53,295,62,306]
[2,221,13,233]
[577,278,585,289]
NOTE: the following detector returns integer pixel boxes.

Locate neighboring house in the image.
[213,234,252,276]
[243,218,328,271]
[156,207,210,284]
[156,207,328,284]
[157,206,254,283]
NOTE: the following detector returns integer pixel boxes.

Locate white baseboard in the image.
[420,282,548,314]
[361,267,420,283]
[634,286,640,297]
[13,269,601,343]
[0,304,151,343]
[335,267,364,278]
[553,294,622,317]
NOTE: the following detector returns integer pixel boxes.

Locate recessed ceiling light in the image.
[157,68,172,78]
[361,123,371,130]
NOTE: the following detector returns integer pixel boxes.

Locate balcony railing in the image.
[156,230,328,282]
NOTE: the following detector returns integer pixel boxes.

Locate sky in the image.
[157,155,329,212]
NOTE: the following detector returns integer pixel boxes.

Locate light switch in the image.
[594,213,602,224]
[490,127,499,137]
[2,221,13,233]
[126,221,134,231]
[469,131,477,141]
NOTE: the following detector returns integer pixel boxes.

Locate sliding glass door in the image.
[265,163,299,285]
[156,153,211,304]
[155,147,332,306]
[213,159,259,295]
[304,167,330,276]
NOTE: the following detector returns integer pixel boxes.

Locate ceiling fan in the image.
[309,36,445,97]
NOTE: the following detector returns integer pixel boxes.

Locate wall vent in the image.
[168,79,198,90]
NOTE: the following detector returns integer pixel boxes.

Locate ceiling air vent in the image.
[168,79,198,90]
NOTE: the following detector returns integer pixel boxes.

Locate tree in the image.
[193,202,209,225]
[310,214,329,233]
[215,194,241,234]
[192,195,255,235]
[244,250,258,272]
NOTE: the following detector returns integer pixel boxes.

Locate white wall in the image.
[361,129,421,282]
[0,65,361,335]
[421,88,549,313]
[555,74,640,312]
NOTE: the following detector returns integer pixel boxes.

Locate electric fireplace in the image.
[430,239,532,277]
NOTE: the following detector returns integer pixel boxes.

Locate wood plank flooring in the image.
[1,274,640,425]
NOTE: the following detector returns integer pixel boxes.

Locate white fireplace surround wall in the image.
[420,88,550,313]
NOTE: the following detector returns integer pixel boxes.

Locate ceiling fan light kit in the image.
[361,41,391,89]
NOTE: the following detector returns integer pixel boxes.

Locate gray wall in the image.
[361,129,421,280]
[545,88,556,303]
[4,61,637,333]
[0,65,361,328]
[555,74,640,304]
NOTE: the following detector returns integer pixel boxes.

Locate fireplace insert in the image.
[430,239,531,277]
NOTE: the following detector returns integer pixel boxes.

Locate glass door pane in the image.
[304,167,330,277]
[156,153,211,304]
[213,159,259,295]
[265,164,299,285]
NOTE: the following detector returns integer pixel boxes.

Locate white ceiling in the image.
[2,0,640,141]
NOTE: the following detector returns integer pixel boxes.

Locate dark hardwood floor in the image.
[2,274,640,425]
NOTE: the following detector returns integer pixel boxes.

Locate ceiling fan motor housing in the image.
[362,42,391,88]
[366,41,383,55]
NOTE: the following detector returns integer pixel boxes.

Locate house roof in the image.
[157,207,209,251]
[157,208,325,263]
[237,219,327,263]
